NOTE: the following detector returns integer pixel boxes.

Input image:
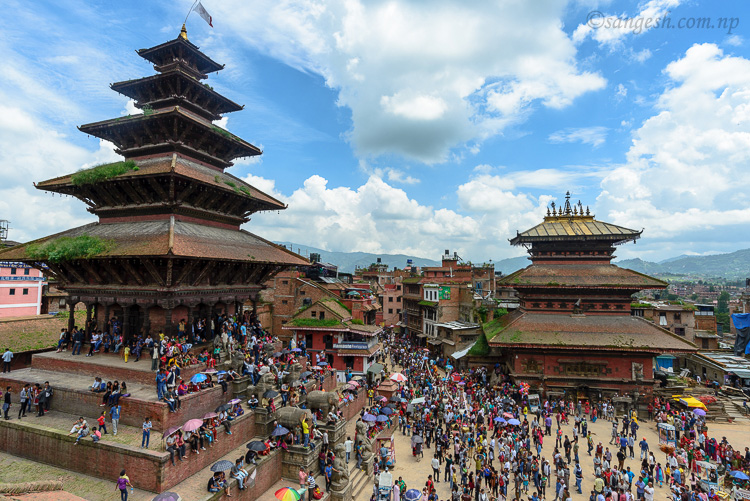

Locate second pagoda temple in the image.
[0,28,308,337]
[488,193,697,402]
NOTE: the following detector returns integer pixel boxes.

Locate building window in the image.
[24,268,30,275]
[702,338,709,349]
[281,320,287,324]
[282,280,289,285]
[300,290,305,295]
[10,268,16,275]
[319,311,325,320]
[659,312,667,326]
[397,297,401,302]
[388,297,393,302]
[22,288,29,295]
[388,309,393,314]
[674,312,681,323]
[9,289,15,295]
[282,300,288,304]
[311,311,317,318]
[397,309,401,314]
[396,285,401,291]
[675,327,685,336]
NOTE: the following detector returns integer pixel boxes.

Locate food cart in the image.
[697,460,721,493]
[658,423,676,447]
[376,435,396,468]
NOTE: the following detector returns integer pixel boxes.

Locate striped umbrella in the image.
[275,488,302,501]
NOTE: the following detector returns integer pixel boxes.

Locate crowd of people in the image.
[365,332,750,501]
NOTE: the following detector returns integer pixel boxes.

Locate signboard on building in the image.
[439,287,451,300]
[0,276,44,281]
[333,342,370,350]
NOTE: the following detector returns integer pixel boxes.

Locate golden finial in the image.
[546,207,551,216]
[179,24,188,40]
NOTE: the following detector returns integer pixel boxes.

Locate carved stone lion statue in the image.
[282,363,303,385]
[332,443,350,487]
[355,419,373,461]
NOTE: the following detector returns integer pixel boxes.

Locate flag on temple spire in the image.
[194,2,213,27]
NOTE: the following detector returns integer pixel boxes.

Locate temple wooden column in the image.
[143,306,151,336]
[103,304,111,331]
[122,305,131,341]
[67,301,76,333]
[165,307,173,338]
[85,304,93,339]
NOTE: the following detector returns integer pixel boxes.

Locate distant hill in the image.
[275,242,750,280]
[617,249,750,280]
[274,242,440,273]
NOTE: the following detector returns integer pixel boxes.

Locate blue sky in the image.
[1,0,750,263]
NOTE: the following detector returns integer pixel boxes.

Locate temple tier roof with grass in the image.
[486,193,696,401]
[0,29,308,337]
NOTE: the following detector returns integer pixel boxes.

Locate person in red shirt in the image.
[97,411,108,435]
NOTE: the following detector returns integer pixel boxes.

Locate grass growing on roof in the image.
[290,318,341,327]
[467,330,490,356]
[26,235,114,263]
[71,160,139,186]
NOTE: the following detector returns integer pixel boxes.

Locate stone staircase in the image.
[350,460,371,501]
[717,395,749,423]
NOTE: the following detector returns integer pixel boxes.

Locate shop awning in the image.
[367,363,384,374]
[451,343,474,359]
[674,396,707,410]
[427,339,442,345]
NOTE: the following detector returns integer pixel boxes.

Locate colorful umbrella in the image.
[183,419,203,432]
[377,415,388,422]
[264,390,279,399]
[390,373,407,382]
[493,417,506,423]
[215,403,232,413]
[693,408,706,416]
[362,413,377,422]
[347,380,360,387]
[152,493,182,501]
[451,373,461,382]
[411,397,426,404]
[317,361,329,366]
[228,398,241,405]
[380,407,394,415]
[162,425,181,438]
[190,373,207,384]
[202,412,218,420]
[508,418,521,426]
[275,487,302,501]
[291,348,302,352]
[729,471,750,480]
[202,369,217,374]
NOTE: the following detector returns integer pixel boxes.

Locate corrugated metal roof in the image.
[510,215,641,245]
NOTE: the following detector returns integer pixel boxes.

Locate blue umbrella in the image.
[362,413,377,422]
[404,489,422,501]
[317,361,328,366]
[380,407,394,415]
[270,426,290,437]
[377,415,388,422]
[494,416,506,423]
[445,364,453,370]
[729,471,750,480]
[190,373,207,384]
[292,348,302,352]
[216,370,227,375]
[507,418,521,426]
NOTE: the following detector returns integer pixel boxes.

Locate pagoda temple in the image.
[0,28,308,337]
[487,193,697,401]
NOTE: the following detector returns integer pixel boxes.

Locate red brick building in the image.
[487,194,697,402]
[282,297,382,374]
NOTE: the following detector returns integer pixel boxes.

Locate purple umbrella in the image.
[693,408,706,416]
[362,413,377,422]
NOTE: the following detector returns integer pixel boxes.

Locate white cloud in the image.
[208,0,605,163]
[615,83,628,100]
[573,0,681,47]
[245,175,487,257]
[725,35,743,47]
[549,126,608,147]
[598,43,750,251]
[385,169,420,185]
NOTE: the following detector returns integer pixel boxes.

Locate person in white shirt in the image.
[344,436,353,463]
[644,482,655,501]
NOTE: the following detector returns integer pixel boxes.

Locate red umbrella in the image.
[451,373,462,382]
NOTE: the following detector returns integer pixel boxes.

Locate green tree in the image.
[717,291,730,314]
[690,293,698,301]
[709,285,715,292]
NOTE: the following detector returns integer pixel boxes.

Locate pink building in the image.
[0,262,46,317]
